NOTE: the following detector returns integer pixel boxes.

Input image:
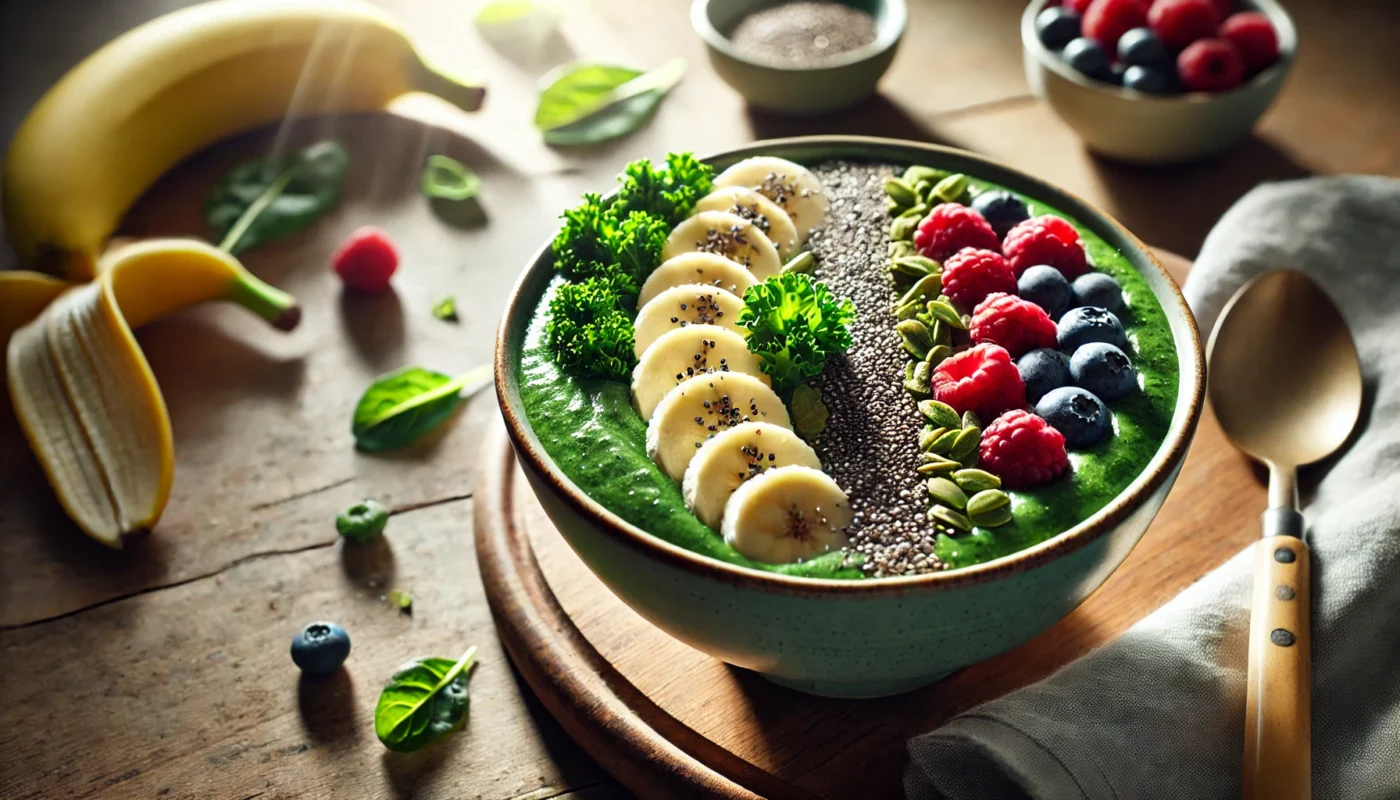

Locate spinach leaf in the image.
[352,364,490,452]
[421,155,481,202]
[534,59,686,146]
[375,646,477,752]
[205,140,348,254]
[432,295,459,322]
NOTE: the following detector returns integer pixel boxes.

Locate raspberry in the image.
[913,204,1001,263]
[333,226,399,293]
[1178,38,1244,92]
[1083,0,1148,50]
[978,410,1070,489]
[1148,0,1220,49]
[940,248,1016,311]
[1002,216,1090,279]
[1220,11,1278,72]
[931,343,1026,421]
[970,293,1059,357]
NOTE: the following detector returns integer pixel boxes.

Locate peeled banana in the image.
[661,211,782,282]
[693,186,800,259]
[2,0,484,281]
[721,465,853,564]
[682,421,819,530]
[6,239,300,547]
[637,253,759,307]
[632,284,747,357]
[712,157,830,245]
[644,373,790,483]
[0,272,69,348]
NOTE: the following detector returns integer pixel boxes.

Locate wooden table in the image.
[1,1,1395,798]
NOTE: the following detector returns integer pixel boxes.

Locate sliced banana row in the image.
[622,157,849,564]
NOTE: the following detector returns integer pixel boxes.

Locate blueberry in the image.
[1105,63,1127,87]
[1122,64,1177,95]
[1070,272,1127,316]
[1036,7,1082,51]
[1117,27,1170,66]
[1018,348,1071,405]
[1057,306,1128,352]
[1070,342,1138,401]
[1018,265,1073,319]
[970,190,1031,238]
[291,621,351,676]
[1062,37,1110,81]
[1036,386,1112,449]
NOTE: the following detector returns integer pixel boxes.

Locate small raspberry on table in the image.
[970,293,1059,357]
[978,410,1070,489]
[913,203,1001,263]
[1003,216,1090,279]
[931,343,1026,421]
[941,248,1016,311]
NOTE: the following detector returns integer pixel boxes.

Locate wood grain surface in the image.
[1,0,1396,797]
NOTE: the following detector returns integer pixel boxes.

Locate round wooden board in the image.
[476,252,1253,800]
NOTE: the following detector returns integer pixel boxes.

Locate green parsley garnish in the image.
[738,273,856,393]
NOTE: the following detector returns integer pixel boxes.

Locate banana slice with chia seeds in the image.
[721,465,853,565]
[693,186,800,259]
[712,156,829,244]
[630,324,769,420]
[638,253,759,307]
[645,375,790,483]
[633,284,746,358]
[682,421,820,530]
[661,211,781,282]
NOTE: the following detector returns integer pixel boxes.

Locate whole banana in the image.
[2,0,484,281]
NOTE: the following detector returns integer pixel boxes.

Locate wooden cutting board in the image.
[476,253,1262,799]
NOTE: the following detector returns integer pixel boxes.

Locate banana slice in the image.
[682,421,820,530]
[712,156,829,244]
[694,186,800,259]
[661,211,781,282]
[631,324,769,421]
[646,375,791,483]
[721,466,853,565]
[633,284,746,358]
[638,253,759,307]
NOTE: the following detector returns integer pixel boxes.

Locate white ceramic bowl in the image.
[1021,0,1296,164]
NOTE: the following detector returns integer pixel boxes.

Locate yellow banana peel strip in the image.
[4,239,298,547]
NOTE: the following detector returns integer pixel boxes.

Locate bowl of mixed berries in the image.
[1021,0,1295,163]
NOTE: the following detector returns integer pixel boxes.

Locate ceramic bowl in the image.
[1021,0,1296,164]
[495,136,1204,698]
[690,0,906,114]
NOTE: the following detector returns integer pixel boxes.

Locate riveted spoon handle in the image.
[1243,535,1311,800]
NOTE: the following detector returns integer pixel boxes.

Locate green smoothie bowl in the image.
[495,136,1203,698]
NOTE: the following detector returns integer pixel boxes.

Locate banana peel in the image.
[5,238,299,547]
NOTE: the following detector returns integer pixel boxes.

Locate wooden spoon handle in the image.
[1243,535,1311,800]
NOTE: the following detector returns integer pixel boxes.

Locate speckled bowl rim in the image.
[690,0,908,73]
[495,135,1206,598]
[1021,0,1297,103]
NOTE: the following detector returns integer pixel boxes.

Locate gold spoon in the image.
[1207,270,1362,800]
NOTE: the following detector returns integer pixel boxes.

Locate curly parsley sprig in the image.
[545,276,637,381]
[737,272,856,393]
[613,152,714,226]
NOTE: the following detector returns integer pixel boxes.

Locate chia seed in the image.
[727,2,879,68]
[805,161,947,577]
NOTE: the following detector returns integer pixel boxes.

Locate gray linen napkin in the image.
[905,175,1400,800]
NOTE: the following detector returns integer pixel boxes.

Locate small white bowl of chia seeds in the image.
[691,0,907,114]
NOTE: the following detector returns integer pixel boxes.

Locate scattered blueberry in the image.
[1036,6,1082,51]
[291,621,351,676]
[1105,63,1127,87]
[1117,27,1170,66]
[1071,272,1127,316]
[1062,37,1111,81]
[970,190,1031,239]
[1057,306,1128,352]
[1122,64,1176,95]
[1018,348,1072,405]
[1070,342,1138,401]
[1036,386,1112,449]
[1018,265,1073,319]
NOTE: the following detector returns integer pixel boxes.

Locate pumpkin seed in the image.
[925,344,952,367]
[930,505,973,532]
[883,177,919,208]
[897,203,927,221]
[889,240,915,259]
[952,468,1001,493]
[966,489,1010,517]
[916,460,958,476]
[890,258,932,281]
[895,300,922,320]
[932,173,970,204]
[927,477,968,510]
[918,400,961,429]
[898,273,942,307]
[914,179,934,200]
[929,428,960,455]
[970,505,1013,528]
[902,376,931,397]
[919,426,948,451]
[961,410,980,430]
[912,360,932,387]
[927,298,966,330]
[950,426,981,460]
[929,319,948,347]
[902,165,946,185]
[904,361,915,381]
[887,197,903,214]
[781,251,815,274]
[890,215,919,241]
